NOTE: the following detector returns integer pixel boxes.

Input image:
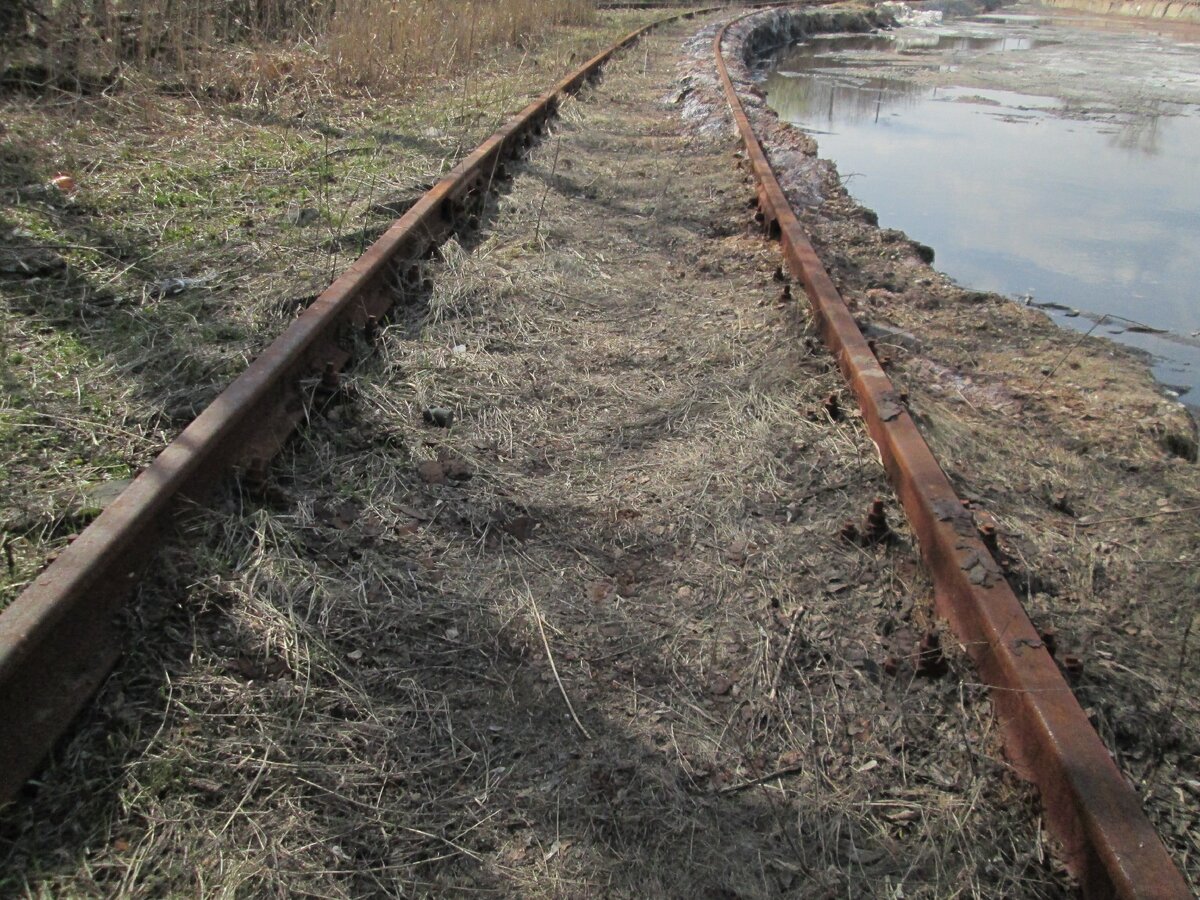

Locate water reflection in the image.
[1108,107,1164,156]
[769,74,926,129]
[777,32,1052,67]
[764,24,1200,400]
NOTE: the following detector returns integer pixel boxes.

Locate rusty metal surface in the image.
[0,9,715,808]
[714,13,1190,900]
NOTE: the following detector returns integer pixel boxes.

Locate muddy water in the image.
[764,7,1200,404]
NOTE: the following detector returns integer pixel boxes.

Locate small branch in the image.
[525,588,591,740]
[768,608,803,701]
[1078,504,1200,528]
[320,146,375,160]
[1033,315,1108,393]
[719,763,806,795]
[533,135,562,246]
[1166,613,1195,723]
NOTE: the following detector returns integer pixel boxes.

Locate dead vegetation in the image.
[2,4,1193,895]
[705,7,1200,890]
[0,20,1073,898]
[0,6,663,612]
[1,0,594,97]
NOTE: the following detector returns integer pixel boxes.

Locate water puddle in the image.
[764,11,1200,405]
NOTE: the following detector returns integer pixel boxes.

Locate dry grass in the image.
[1,22,1070,897]
[0,7,664,610]
[3,0,594,96]
[900,359,1200,889]
[705,8,1200,889]
[328,0,596,88]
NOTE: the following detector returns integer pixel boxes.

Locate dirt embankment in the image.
[685,4,1200,891]
[1039,0,1200,21]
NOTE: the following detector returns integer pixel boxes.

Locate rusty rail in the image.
[714,12,1189,900]
[0,8,720,808]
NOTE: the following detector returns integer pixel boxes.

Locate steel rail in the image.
[714,12,1189,900]
[0,7,721,808]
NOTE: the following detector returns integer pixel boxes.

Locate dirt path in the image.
[1,19,1072,898]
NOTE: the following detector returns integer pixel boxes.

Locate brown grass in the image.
[3,0,595,94]
[328,0,596,88]
[0,3,663,611]
[707,9,1200,888]
[0,23,1071,897]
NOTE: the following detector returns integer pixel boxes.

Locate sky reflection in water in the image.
[765,31,1200,400]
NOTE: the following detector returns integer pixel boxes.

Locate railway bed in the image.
[1,6,1196,896]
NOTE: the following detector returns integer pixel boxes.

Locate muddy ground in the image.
[0,3,1196,897]
[869,3,1200,111]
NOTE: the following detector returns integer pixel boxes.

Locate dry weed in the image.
[2,22,1070,897]
[706,8,1200,889]
[4,0,595,96]
[0,8,662,611]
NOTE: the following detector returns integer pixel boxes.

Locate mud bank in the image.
[727,0,1004,66]
[761,6,1200,399]
[681,4,1200,891]
[1040,0,1200,21]
[716,2,1199,447]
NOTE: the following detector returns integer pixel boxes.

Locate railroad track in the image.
[0,5,1192,897]
[0,5,721,807]
[715,9,1191,898]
